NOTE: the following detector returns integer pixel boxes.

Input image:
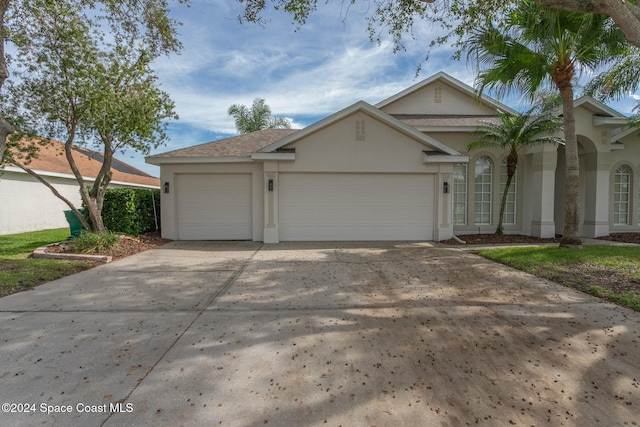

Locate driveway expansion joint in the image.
[99,243,264,427]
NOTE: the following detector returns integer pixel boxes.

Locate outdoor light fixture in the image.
[443,181,449,194]
[163,182,170,193]
[268,179,274,192]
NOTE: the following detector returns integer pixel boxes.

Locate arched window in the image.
[500,158,517,225]
[474,156,492,225]
[613,165,631,225]
[453,163,467,225]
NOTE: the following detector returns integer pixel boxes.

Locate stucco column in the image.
[582,151,611,238]
[263,161,279,243]
[434,166,454,241]
[529,150,557,238]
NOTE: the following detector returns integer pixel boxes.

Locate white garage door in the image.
[279,173,434,241]
[177,174,252,240]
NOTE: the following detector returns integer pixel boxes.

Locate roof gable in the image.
[573,95,626,117]
[375,72,516,116]
[260,100,461,156]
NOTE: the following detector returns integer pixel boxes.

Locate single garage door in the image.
[176,174,252,240]
[279,173,434,241]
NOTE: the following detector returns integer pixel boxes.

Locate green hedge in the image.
[99,188,161,235]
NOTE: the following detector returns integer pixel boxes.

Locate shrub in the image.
[72,231,119,254]
[98,188,161,235]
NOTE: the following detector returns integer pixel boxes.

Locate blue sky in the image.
[122,0,639,176]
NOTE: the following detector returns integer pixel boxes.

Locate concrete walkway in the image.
[0,241,638,426]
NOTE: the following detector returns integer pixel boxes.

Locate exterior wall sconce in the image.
[163,182,170,193]
[443,181,449,194]
[268,179,274,192]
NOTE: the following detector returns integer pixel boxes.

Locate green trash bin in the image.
[63,209,84,238]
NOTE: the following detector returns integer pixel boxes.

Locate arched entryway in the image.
[554,136,606,238]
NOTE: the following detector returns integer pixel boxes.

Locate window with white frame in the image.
[453,163,467,225]
[613,165,631,225]
[500,158,517,225]
[474,156,492,225]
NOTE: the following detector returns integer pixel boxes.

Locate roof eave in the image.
[145,156,253,165]
[415,126,478,132]
[250,152,296,161]
[423,153,470,163]
[593,116,629,127]
[1,165,159,187]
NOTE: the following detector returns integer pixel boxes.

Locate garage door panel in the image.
[279,173,433,241]
[177,174,252,240]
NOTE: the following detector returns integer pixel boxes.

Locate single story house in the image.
[1,140,160,235]
[146,72,639,242]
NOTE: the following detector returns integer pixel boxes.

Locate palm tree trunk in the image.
[555,76,582,248]
[496,174,512,235]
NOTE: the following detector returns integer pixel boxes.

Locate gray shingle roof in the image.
[149,129,298,158]
[391,114,501,128]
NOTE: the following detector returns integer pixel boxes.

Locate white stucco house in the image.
[1,140,160,235]
[146,72,640,243]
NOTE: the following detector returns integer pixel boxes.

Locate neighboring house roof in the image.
[6,140,159,187]
[375,71,517,114]
[148,129,298,161]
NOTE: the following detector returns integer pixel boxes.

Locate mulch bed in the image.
[442,233,640,245]
[440,234,561,245]
[597,233,640,244]
[44,232,170,261]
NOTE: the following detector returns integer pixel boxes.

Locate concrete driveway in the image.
[0,241,639,426]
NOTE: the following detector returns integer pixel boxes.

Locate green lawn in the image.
[476,245,640,311]
[0,228,95,297]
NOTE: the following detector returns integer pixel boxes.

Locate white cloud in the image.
[130,0,635,175]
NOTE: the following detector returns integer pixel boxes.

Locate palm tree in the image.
[465,1,629,248]
[228,98,291,134]
[585,48,640,127]
[469,106,564,235]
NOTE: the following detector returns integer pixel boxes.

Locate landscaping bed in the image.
[0,229,169,298]
[44,232,169,261]
[440,233,561,245]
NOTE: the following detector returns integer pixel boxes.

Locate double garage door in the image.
[279,173,434,241]
[176,173,434,241]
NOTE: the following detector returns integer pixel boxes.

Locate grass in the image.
[0,228,95,297]
[477,245,640,311]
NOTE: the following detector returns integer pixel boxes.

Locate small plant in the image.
[72,232,120,254]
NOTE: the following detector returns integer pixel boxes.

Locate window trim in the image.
[613,164,631,225]
[453,163,468,225]
[474,156,493,225]
[500,158,517,225]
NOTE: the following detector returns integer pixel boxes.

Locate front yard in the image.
[1,229,639,314]
[0,228,168,298]
[477,245,640,311]
[0,228,95,297]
